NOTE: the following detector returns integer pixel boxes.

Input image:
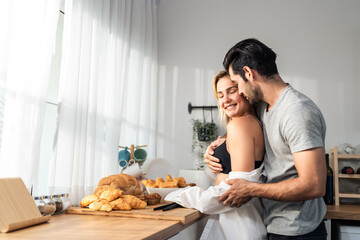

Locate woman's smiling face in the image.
[216,76,249,118]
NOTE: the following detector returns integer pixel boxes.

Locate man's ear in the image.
[243,66,254,81]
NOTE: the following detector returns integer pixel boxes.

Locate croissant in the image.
[94,187,110,198]
[121,195,147,209]
[80,194,98,207]
[110,198,131,210]
[99,188,123,202]
[89,199,112,212]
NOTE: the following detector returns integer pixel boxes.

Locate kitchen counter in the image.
[3,204,358,239]
[325,204,360,221]
[325,205,360,239]
[0,213,204,240]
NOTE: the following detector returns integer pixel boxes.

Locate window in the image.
[37,11,64,195]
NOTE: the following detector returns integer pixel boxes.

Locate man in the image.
[204,38,327,239]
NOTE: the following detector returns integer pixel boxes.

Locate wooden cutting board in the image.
[66,204,202,224]
[0,178,51,233]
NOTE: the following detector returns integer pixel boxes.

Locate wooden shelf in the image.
[337,154,360,159]
[339,174,360,179]
[339,193,360,198]
[330,147,360,205]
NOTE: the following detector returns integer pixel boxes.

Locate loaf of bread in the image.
[94,173,142,196]
[121,195,147,209]
[89,199,112,212]
[110,198,131,211]
[80,194,98,207]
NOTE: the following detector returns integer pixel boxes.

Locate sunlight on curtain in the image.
[48,0,158,205]
[0,0,60,189]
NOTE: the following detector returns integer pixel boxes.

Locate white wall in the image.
[156,0,360,172]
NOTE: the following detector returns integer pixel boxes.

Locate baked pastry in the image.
[94,173,142,196]
[176,177,187,188]
[121,195,147,209]
[156,177,164,186]
[148,180,159,188]
[142,174,189,188]
[80,194,98,207]
[147,193,161,205]
[159,181,177,188]
[99,188,123,202]
[110,198,131,210]
[89,199,112,212]
[165,174,172,182]
[138,193,161,205]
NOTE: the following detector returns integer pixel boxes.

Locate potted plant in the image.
[191,119,218,169]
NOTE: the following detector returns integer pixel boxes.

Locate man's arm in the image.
[219,147,326,207]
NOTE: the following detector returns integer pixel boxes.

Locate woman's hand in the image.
[204,136,225,173]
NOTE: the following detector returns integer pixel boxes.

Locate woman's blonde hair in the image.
[212,70,233,126]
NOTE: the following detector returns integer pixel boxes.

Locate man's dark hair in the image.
[223,38,278,81]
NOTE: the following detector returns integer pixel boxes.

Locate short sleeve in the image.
[280,102,326,153]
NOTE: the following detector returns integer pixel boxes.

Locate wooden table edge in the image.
[325,204,360,221]
[143,214,208,240]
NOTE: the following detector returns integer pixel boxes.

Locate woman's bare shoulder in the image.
[227,115,261,133]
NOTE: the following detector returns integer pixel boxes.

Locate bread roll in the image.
[80,194,98,207]
[94,174,142,196]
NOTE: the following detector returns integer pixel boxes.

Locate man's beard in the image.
[246,85,263,104]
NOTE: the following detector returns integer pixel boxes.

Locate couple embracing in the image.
[166,38,327,240]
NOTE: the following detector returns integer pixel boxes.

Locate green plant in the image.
[191,119,218,169]
[192,119,217,142]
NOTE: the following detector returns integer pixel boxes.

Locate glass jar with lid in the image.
[43,195,56,215]
[34,196,47,216]
[52,194,63,213]
[60,193,72,212]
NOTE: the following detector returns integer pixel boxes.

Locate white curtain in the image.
[0,0,60,189]
[48,0,158,205]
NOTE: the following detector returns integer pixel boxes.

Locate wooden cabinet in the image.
[330,147,360,205]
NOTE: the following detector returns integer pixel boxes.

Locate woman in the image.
[165,71,267,240]
[212,70,264,185]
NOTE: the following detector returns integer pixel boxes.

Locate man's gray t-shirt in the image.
[255,84,326,236]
